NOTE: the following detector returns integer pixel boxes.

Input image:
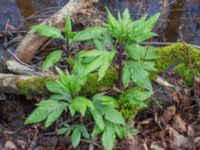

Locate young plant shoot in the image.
[25,9,160,150]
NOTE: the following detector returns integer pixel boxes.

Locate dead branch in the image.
[6,60,43,76]
[0,73,32,94]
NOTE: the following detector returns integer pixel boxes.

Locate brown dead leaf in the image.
[126,136,145,150]
[160,106,176,125]
[172,115,186,134]
[187,124,194,137]
[139,118,153,125]
[17,140,27,150]
[171,92,183,104]
[4,140,17,150]
[167,127,194,150]
[150,142,166,150]
[194,137,200,148]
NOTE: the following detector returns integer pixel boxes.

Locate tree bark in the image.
[15,0,98,63]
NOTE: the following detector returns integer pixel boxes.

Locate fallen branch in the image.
[0,73,32,94]
[15,0,98,63]
[6,60,43,76]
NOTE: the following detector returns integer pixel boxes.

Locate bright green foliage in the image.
[25,100,67,128]
[120,103,142,121]
[75,50,116,80]
[26,9,160,150]
[73,27,107,42]
[42,50,63,71]
[69,96,94,116]
[123,61,157,90]
[31,25,64,39]
[57,124,90,148]
[120,88,153,107]
[126,44,159,60]
[174,63,200,86]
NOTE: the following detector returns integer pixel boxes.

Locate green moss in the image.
[16,76,54,96]
[80,69,117,96]
[156,42,200,72]
[120,103,142,122]
[155,42,200,85]
[174,63,200,86]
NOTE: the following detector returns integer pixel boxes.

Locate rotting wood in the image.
[15,0,98,63]
[0,73,32,94]
[6,60,43,76]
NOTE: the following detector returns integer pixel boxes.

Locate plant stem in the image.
[117,44,124,89]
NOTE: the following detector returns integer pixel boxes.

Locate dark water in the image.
[0,0,200,45]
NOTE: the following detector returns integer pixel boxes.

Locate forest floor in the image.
[0,3,200,149]
[0,70,200,150]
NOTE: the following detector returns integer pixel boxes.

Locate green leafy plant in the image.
[25,9,160,150]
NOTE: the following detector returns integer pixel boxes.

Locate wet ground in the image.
[0,0,200,45]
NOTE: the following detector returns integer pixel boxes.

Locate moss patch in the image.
[16,76,53,97]
[80,69,118,97]
[156,42,200,85]
[120,103,142,122]
[156,42,200,72]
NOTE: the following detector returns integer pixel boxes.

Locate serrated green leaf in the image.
[122,63,131,88]
[91,125,102,138]
[130,32,157,43]
[142,61,157,71]
[69,104,76,116]
[71,128,81,148]
[77,49,116,80]
[57,125,71,135]
[122,87,153,106]
[31,25,64,39]
[45,80,64,94]
[107,9,122,40]
[25,100,67,128]
[71,97,93,116]
[94,39,106,51]
[98,50,116,81]
[42,50,63,71]
[104,109,125,124]
[129,13,160,43]
[65,15,72,38]
[125,44,146,60]
[114,124,124,139]
[45,103,66,128]
[122,8,131,24]
[125,44,159,60]
[93,94,118,108]
[102,124,116,150]
[145,13,160,32]
[90,109,104,130]
[25,107,48,124]
[73,27,106,42]
[49,94,71,102]
[78,125,90,139]
[126,62,152,90]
